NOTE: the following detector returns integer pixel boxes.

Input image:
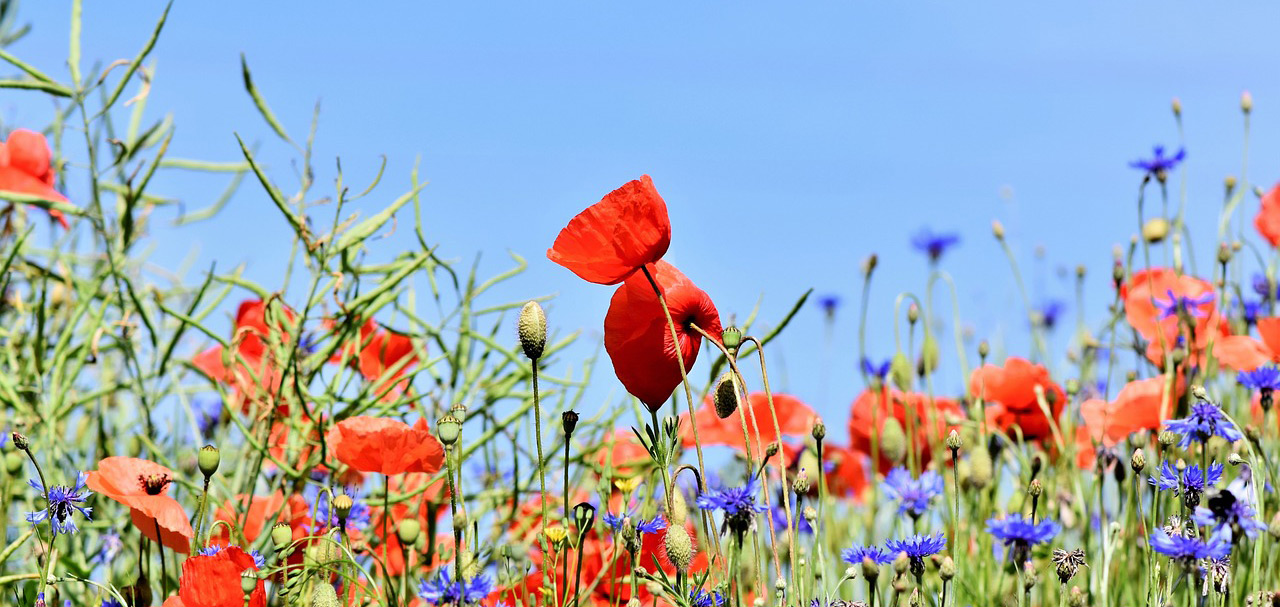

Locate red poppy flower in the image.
[1075,376,1183,468]
[970,357,1066,443]
[161,545,266,607]
[193,299,299,413]
[847,386,963,473]
[0,129,70,228]
[86,457,194,554]
[604,260,722,411]
[1120,268,1229,367]
[210,491,312,548]
[326,416,445,475]
[547,175,672,285]
[330,317,419,400]
[780,442,868,500]
[1215,317,1280,371]
[680,392,817,458]
[1255,183,1280,247]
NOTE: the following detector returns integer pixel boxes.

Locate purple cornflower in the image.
[1164,402,1243,447]
[1241,299,1264,326]
[1149,461,1224,494]
[1154,289,1214,320]
[911,228,961,262]
[883,467,944,520]
[194,396,223,436]
[418,566,494,606]
[817,294,841,317]
[1238,365,1280,392]
[689,588,726,607]
[1129,145,1186,177]
[841,544,894,566]
[885,533,947,577]
[1034,300,1066,330]
[90,530,123,566]
[102,600,124,607]
[1192,488,1267,540]
[1253,273,1280,300]
[771,499,812,535]
[1149,528,1229,562]
[987,514,1060,564]
[26,471,92,536]
[697,475,767,538]
[861,357,891,380]
[601,510,666,535]
[198,543,267,569]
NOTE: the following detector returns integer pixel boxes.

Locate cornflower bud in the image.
[1131,448,1146,474]
[812,417,826,442]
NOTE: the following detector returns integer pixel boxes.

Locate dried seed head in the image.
[713,373,742,420]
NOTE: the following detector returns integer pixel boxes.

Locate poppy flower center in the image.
[139,473,172,495]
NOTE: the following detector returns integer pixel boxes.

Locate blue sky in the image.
[6,2,1280,444]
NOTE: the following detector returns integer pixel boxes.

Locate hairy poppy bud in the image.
[812,418,826,442]
[1142,217,1169,243]
[1242,90,1253,114]
[436,415,462,446]
[11,432,28,451]
[518,301,547,361]
[311,580,340,607]
[919,335,940,375]
[664,524,693,571]
[198,445,220,479]
[713,373,741,419]
[721,326,742,352]
[879,418,907,466]
[241,571,258,595]
[271,523,293,550]
[397,519,421,545]
[562,410,579,436]
[969,447,993,489]
[992,220,1005,241]
[667,486,687,526]
[890,353,913,391]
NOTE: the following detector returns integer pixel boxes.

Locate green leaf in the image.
[0,78,71,97]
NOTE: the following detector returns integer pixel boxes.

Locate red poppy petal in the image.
[547,175,672,285]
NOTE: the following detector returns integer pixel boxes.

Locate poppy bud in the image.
[312,581,341,607]
[992,220,1005,241]
[890,353,913,391]
[397,519,421,545]
[518,301,547,361]
[436,415,462,446]
[945,429,962,453]
[664,524,693,571]
[666,486,687,526]
[811,417,826,442]
[562,410,579,436]
[939,556,955,581]
[1242,90,1253,114]
[241,571,258,595]
[1130,448,1146,474]
[713,373,741,420]
[1141,218,1168,243]
[11,432,28,451]
[271,523,293,550]
[919,335,940,375]
[198,445,220,479]
[4,451,23,475]
[1064,378,1079,396]
[969,447,993,489]
[721,326,742,352]
[879,418,907,466]
[977,340,989,360]
[862,254,878,277]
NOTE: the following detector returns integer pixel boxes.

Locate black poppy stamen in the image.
[140,473,172,495]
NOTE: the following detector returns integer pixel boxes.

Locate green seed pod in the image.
[436,415,462,446]
[890,353,913,391]
[198,445,220,479]
[241,571,258,595]
[667,485,687,526]
[518,301,547,361]
[919,335,940,375]
[664,524,693,571]
[397,519,421,545]
[721,326,742,352]
[271,523,293,551]
[332,494,353,519]
[879,418,907,466]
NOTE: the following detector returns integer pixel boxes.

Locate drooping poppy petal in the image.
[847,386,963,473]
[0,129,70,228]
[970,357,1065,443]
[86,457,194,554]
[1214,335,1273,371]
[603,260,721,411]
[174,545,267,607]
[326,416,445,475]
[1255,183,1280,248]
[548,175,672,285]
[681,392,817,458]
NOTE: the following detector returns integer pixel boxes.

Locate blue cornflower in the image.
[194,396,223,436]
[861,357,891,380]
[883,467,944,519]
[817,294,841,316]
[1148,461,1224,494]
[198,544,267,569]
[911,228,961,261]
[1241,299,1264,326]
[885,532,947,576]
[841,544,895,566]
[1149,528,1229,562]
[1238,366,1280,392]
[91,529,123,566]
[987,514,1060,563]
[771,498,812,535]
[101,600,124,607]
[418,567,494,606]
[697,475,767,537]
[689,588,726,607]
[1192,488,1268,540]
[601,510,667,535]
[1034,300,1066,330]
[1129,145,1186,176]
[1252,273,1280,299]
[1164,402,1243,447]
[26,471,92,536]
[1154,289,1214,320]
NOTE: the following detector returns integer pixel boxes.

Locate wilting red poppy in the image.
[847,386,963,473]
[326,416,445,476]
[330,317,419,400]
[1120,267,1229,367]
[604,260,722,411]
[0,128,70,228]
[86,457,194,554]
[1255,183,1280,247]
[161,545,266,607]
[681,392,817,458]
[971,357,1066,443]
[193,299,299,413]
[1215,317,1280,371]
[547,175,672,285]
[1075,375,1183,468]
[781,442,868,500]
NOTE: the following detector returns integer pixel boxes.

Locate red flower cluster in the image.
[192,299,297,414]
[971,357,1066,443]
[847,386,963,472]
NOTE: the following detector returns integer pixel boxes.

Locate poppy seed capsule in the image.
[721,326,742,352]
[518,301,547,361]
[436,415,462,446]
[562,410,579,435]
[663,524,693,571]
[198,445,220,478]
[271,523,293,550]
[713,373,741,420]
[332,494,353,519]
[241,572,258,595]
[397,519,421,545]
